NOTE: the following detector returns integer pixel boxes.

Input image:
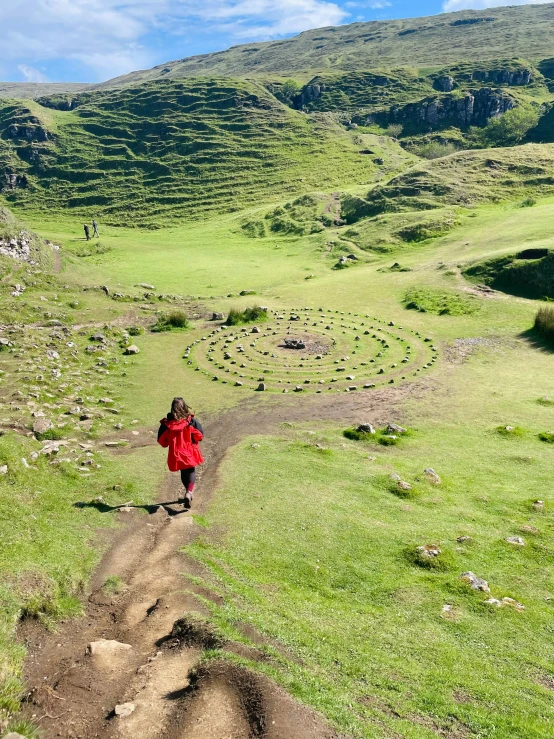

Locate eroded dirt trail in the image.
[22,383,432,738]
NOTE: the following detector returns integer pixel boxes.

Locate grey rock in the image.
[424,468,441,485]
[33,417,53,434]
[256,383,266,391]
[357,424,375,434]
[124,345,140,355]
[461,571,490,593]
[88,639,132,656]
[115,702,136,718]
[505,535,525,546]
[387,423,407,434]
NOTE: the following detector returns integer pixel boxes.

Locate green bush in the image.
[495,425,525,438]
[225,306,268,326]
[152,311,190,332]
[539,432,554,444]
[127,325,143,336]
[520,197,537,208]
[534,306,554,343]
[479,106,540,147]
[413,141,459,160]
[386,123,403,138]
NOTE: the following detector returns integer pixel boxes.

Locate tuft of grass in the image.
[405,286,480,316]
[534,306,554,343]
[538,432,554,443]
[102,575,125,595]
[225,306,268,326]
[520,197,537,208]
[35,428,66,442]
[404,544,455,571]
[127,325,144,336]
[152,310,190,332]
[495,425,525,438]
[74,241,112,258]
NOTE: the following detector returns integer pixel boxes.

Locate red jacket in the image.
[157,416,204,471]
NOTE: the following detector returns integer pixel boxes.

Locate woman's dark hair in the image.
[170,397,192,420]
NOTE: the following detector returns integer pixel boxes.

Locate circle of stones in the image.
[185,307,438,393]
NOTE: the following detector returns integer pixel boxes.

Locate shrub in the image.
[152,310,190,332]
[127,326,143,336]
[534,306,554,343]
[480,105,540,147]
[413,141,459,160]
[74,241,112,257]
[225,306,268,326]
[539,432,554,443]
[386,124,403,138]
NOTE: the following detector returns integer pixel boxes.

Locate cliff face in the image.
[388,88,516,130]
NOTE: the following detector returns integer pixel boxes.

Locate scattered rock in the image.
[88,639,132,656]
[251,327,260,334]
[137,283,155,290]
[4,733,28,739]
[397,481,412,491]
[461,571,490,593]
[417,544,441,558]
[357,423,375,434]
[485,597,525,612]
[115,702,136,718]
[124,345,140,355]
[33,417,53,435]
[456,535,472,543]
[533,500,545,509]
[211,312,225,321]
[424,468,441,485]
[0,465,7,474]
[505,535,525,546]
[256,382,266,391]
[387,423,406,434]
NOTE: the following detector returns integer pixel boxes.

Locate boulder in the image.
[211,312,225,321]
[124,345,140,355]
[88,639,132,656]
[33,417,53,435]
[387,423,406,434]
[256,383,266,391]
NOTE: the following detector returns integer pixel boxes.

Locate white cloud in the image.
[443,0,551,11]
[17,64,48,82]
[0,0,348,82]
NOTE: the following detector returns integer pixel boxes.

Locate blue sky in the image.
[0,0,547,84]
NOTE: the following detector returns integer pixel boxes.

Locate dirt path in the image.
[21,381,430,738]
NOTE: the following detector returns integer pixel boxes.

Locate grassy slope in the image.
[97,5,554,84]
[0,78,377,225]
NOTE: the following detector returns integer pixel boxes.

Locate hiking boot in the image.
[183,491,193,509]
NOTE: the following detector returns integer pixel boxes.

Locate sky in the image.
[0,0,550,84]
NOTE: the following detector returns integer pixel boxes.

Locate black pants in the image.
[180,467,196,492]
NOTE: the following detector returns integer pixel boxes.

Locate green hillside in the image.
[100,4,554,85]
[0,78,382,226]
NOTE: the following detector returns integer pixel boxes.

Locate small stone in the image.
[235,381,243,387]
[501,597,525,611]
[461,572,490,593]
[4,734,28,739]
[115,702,136,718]
[505,536,525,546]
[251,326,260,334]
[256,382,266,392]
[424,468,441,485]
[124,345,140,355]
[0,464,7,474]
[397,481,412,491]
[417,544,441,557]
[533,500,545,509]
[456,535,472,543]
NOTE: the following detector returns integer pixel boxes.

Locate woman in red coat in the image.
[157,397,204,508]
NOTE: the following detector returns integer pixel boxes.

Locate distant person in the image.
[92,219,99,237]
[157,397,204,509]
[83,223,90,241]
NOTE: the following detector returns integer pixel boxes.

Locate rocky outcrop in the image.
[473,68,533,86]
[389,88,516,129]
[2,173,28,190]
[6,123,50,142]
[295,82,325,108]
[434,76,456,92]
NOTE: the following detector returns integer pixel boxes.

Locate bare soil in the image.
[21,381,429,738]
